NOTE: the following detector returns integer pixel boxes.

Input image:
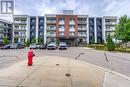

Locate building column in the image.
[103,17,106,43]
[36,17,39,44]
[94,17,97,43]
[87,17,89,44]
[26,16,30,42]
[44,16,47,44]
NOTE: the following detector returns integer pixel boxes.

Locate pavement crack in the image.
[67,60,74,87]
[16,58,49,87]
[104,52,109,62]
[75,52,84,60]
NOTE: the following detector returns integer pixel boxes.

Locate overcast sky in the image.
[14,0,130,16]
[1,0,130,21]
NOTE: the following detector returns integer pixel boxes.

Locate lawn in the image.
[85,44,130,53]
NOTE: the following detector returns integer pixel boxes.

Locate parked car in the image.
[58,42,67,50]
[0,45,10,49]
[47,42,57,50]
[29,44,37,49]
[38,44,47,49]
[16,43,25,49]
[10,44,20,49]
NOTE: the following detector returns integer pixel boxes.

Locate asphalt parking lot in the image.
[0,47,130,77]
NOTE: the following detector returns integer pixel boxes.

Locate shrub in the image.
[107,34,115,51]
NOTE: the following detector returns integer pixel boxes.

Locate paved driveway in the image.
[0,47,130,77]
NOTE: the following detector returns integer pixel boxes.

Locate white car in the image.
[47,42,57,50]
[29,44,37,49]
[58,43,67,50]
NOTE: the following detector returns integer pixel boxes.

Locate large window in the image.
[59,25,65,31]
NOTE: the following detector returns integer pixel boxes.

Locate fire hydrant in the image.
[28,49,35,66]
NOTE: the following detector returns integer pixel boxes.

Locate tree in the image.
[39,37,44,45]
[25,39,30,47]
[114,15,130,43]
[3,36,10,45]
[107,34,115,51]
[32,38,36,44]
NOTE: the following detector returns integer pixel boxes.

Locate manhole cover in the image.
[56,64,60,66]
[65,73,71,77]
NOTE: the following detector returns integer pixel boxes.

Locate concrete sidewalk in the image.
[0,56,129,87]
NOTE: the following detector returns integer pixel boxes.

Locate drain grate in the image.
[65,73,71,77]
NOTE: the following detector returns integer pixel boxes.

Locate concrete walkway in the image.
[0,56,130,87]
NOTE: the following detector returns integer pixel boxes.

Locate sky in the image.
[1,0,130,21]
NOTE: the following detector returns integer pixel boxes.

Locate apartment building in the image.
[13,15,44,44]
[0,18,12,43]
[103,16,118,43]
[12,10,118,45]
[88,16,117,44]
[13,15,29,43]
[29,16,44,43]
[45,10,88,46]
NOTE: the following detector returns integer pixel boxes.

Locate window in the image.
[59,25,65,31]
[59,18,64,22]
[59,32,64,36]
[70,32,75,36]
[70,25,75,29]
[39,32,43,35]
[31,26,35,29]
[31,32,35,36]
[39,19,43,23]
[40,26,43,29]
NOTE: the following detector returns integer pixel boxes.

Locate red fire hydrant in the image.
[28,49,35,66]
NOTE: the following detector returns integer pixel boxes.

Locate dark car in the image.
[38,44,47,49]
[58,43,67,50]
[16,43,25,49]
[10,44,20,49]
[0,45,10,49]
[47,42,57,50]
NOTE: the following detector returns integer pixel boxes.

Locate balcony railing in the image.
[69,28,75,32]
[78,28,87,31]
[46,34,56,37]
[14,28,26,31]
[46,27,56,30]
[14,21,27,24]
[59,28,65,32]
[78,34,87,37]
[14,34,26,38]
[78,21,87,24]
[106,28,115,31]
[105,22,117,25]
[69,21,75,25]
[46,20,56,24]
[59,21,65,25]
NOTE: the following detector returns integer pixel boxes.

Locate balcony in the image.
[46,20,56,24]
[69,21,75,25]
[46,27,56,31]
[59,33,64,37]
[14,34,26,38]
[69,33,75,37]
[14,28,26,31]
[78,21,87,24]
[106,28,115,31]
[69,28,75,32]
[59,21,65,25]
[78,27,87,31]
[59,28,65,32]
[14,21,27,25]
[78,34,87,37]
[46,34,56,37]
[105,22,117,25]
